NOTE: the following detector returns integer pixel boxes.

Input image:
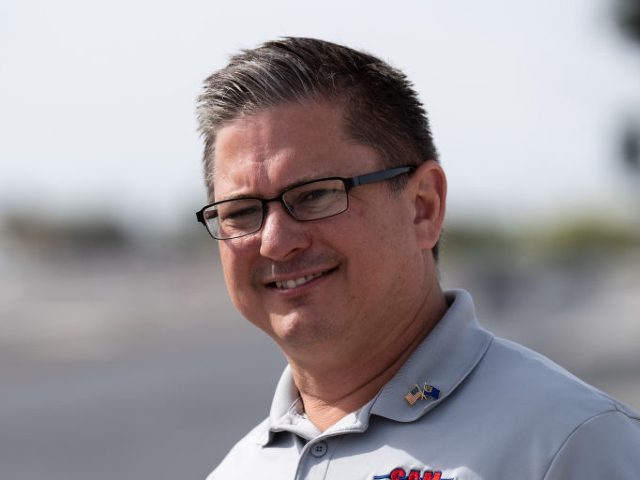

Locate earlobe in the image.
[412,161,447,250]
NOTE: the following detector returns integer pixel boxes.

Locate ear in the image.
[410,160,447,250]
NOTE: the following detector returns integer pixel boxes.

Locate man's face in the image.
[212,101,429,362]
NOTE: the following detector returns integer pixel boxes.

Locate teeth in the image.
[275,272,323,290]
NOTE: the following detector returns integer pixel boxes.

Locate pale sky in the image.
[1,0,639,233]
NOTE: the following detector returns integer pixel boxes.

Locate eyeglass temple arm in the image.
[348,166,415,188]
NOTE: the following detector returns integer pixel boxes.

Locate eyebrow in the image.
[215,173,340,203]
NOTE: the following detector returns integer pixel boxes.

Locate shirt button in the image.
[310,441,328,458]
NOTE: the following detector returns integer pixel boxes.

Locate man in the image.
[195,37,640,479]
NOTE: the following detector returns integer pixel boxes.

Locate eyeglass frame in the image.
[195,165,416,240]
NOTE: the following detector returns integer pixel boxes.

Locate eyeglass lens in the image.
[205,178,348,239]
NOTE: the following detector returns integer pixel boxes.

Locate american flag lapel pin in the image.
[404,384,423,406]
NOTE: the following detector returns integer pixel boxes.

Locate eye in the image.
[225,206,259,219]
[217,201,261,224]
[297,187,335,204]
[285,180,346,218]
[287,179,345,206]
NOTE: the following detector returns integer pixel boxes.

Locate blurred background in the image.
[1,0,639,478]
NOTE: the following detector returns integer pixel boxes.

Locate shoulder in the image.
[542,408,640,478]
[474,336,640,465]
[481,336,636,418]
[205,418,270,480]
[411,334,640,476]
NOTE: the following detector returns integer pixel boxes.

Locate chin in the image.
[268,310,334,350]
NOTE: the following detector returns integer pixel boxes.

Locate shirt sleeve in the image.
[543,409,640,479]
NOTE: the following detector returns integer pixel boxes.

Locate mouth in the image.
[267,267,338,290]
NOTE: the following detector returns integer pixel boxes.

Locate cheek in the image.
[219,244,253,295]
[219,252,262,321]
[356,208,419,278]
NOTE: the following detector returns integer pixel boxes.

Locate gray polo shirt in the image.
[207,290,640,479]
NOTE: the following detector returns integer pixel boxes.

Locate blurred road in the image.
[1,246,639,479]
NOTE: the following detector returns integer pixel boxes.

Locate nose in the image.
[259,202,311,261]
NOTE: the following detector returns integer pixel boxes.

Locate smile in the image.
[274,272,325,290]
[268,267,338,290]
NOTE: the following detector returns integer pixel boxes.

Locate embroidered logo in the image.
[373,468,453,480]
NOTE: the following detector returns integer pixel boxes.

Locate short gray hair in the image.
[196,37,441,257]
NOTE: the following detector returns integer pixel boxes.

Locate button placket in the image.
[295,439,333,480]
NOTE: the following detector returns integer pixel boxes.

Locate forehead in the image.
[212,101,380,200]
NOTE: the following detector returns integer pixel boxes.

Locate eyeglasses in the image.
[195,165,415,240]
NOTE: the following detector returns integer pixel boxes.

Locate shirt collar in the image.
[368,289,493,422]
[258,289,493,445]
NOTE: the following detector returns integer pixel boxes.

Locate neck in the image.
[288,283,447,431]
